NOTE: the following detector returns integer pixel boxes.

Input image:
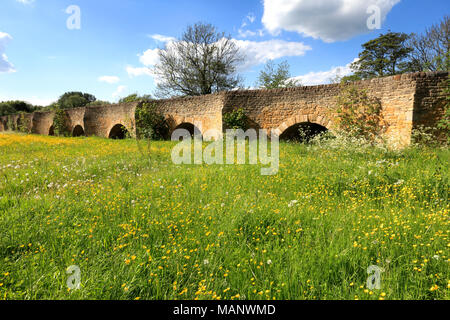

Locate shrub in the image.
[86,101,112,107]
[6,117,15,131]
[410,125,441,147]
[53,107,69,136]
[223,108,248,130]
[17,113,31,133]
[135,102,168,140]
[437,78,450,143]
[335,85,385,142]
[119,94,152,104]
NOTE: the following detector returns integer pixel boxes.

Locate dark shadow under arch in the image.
[72,125,85,137]
[173,123,202,138]
[109,124,129,140]
[280,122,329,143]
[49,125,55,136]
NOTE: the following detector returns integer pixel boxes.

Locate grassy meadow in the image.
[0,132,448,300]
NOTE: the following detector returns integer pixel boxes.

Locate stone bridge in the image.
[0,71,448,146]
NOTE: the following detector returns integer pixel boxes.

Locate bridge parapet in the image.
[1,71,447,146]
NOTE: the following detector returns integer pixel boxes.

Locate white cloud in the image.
[233,39,311,69]
[290,59,357,85]
[238,28,265,38]
[262,0,401,42]
[148,34,176,43]
[126,66,153,78]
[112,85,127,98]
[129,37,311,82]
[16,0,35,4]
[24,96,55,106]
[247,13,256,24]
[238,13,265,38]
[0,94,56,106]
[139,48,161,66]
[98,75,120,84]
[0,32,15,73]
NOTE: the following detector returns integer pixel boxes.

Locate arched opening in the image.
[72,125,85,137]
[49,125,55,136]
[279,122,328,143]
[109,124,129,140]
[173,123,202,138]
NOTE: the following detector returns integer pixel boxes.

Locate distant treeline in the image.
[0,92,152,116]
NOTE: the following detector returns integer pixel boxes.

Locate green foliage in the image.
[17,113,31,133]
[85,100,112,107]
[339,74,363,84]
[351,32,412,79]
[256,60,301,89]
[410,125,441,147]
[437,78,450,143]
[135,102,168,140]
[6,117,15,131]
[0,134,448,300]
[119,94,152,104]
[0,100,35,116]
[57,92,96,110]
[223,108,248,130]
[52,107,69,136]
[407,16,449,72]
[335,85,385,142]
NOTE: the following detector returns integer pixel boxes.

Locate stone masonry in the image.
[0,71,448,146]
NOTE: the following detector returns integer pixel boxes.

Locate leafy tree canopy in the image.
[351,32,413,79]
[57,92,96,109]
[255,60,301,89]
[0,100,36,116]
[119,94,152,104]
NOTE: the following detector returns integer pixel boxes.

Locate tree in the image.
[255,60,301,89]
[154,23,243,98]
[119,93,152,104]
[351,32,412,79]
[0,100,35,116]
[407,16,449,72]
[57,92,96,109]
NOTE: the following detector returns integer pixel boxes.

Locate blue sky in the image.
[0,0,448,106]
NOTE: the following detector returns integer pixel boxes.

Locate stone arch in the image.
[72,125,85,137]
[173,122,202,138]
[273,114,333,142]
[108,124,129,140]
[49,125,55,136]
[279,122,329,142]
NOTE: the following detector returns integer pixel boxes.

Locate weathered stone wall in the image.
[31,111,55,135]
[152,93,225,134]
[222,73,422,145]
[412,72,448,141]
[84,102,138,138]
[65,107,86,135]
[0,116,9,131]
[1,71,447,146]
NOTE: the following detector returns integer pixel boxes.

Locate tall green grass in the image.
[0,133,448,300]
